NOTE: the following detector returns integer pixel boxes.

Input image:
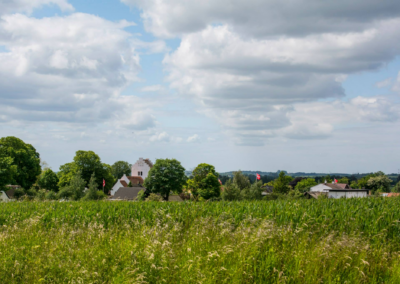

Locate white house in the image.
[0,191,12,202]
[131,158,153,180]
[110,174,144,196]
[308,182,369,199]
[310,183,350,192]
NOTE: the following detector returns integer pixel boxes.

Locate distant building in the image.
[310,183,351,192]
[131,158,153,180]
[109,185,146,201]
[111,174,144,196]
[261,185,274,196]
[0,191,12,202]
[308,182,369,199]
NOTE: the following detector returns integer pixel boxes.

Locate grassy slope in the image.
[1,199,400,283]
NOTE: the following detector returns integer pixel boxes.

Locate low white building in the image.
[328,189,369,199]
[309,182,369,199]
[110,174,144,196]
[0,191,12,202]
[131,158,153,180]
[310,183,351,192]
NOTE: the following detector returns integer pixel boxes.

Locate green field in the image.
[2,198,400,283]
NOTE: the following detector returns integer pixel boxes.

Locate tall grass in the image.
[1,198,400,283]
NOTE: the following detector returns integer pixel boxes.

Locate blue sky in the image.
[1,0,400,174]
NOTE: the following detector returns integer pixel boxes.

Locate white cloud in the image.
[376,77,392,88]
[187,134,200,143]
[0,0,74,15]
[0,13,157,130]
[123,0,400,38]
[161,21,400,145]
[392,72,400,92]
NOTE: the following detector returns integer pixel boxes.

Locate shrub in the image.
[145,193,163,202]
[45,191,57,200]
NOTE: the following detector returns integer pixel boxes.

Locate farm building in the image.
[305,188,369,199]
[0,191,12,202]
[310,183,351,192]
[111,174,144,196]
[109,185,146,201]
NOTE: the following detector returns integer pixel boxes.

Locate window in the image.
[141,171,143,176]
[138,171,141,176]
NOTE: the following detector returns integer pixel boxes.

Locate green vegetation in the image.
[2,198,400,283]
[188,163,221,200]
[57,150,115,192]
[144,158,186,201]
[0,136,41,189]
[111,161,132,179]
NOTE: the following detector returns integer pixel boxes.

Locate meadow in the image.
[1,198,400,283]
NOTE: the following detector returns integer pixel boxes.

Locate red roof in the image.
[325,183,350,190]
[120,180,128,187]
[127,176,144,185]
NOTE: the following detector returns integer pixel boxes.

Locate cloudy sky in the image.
[1,0,400,174]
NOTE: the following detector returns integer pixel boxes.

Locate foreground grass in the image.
[1,199,400,283]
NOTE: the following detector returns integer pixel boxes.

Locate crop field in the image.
[2,199,400,283]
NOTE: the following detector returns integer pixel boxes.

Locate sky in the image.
[1,0,400,174]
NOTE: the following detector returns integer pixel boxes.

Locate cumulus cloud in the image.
[123,0,400,38]
[0,13,157,130]
[0,0,74,15]
[187,134,200,143]
[161,22,400,144]
[376,78,393,88]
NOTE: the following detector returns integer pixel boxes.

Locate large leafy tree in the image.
[0,147,16,190]
[190,163,221,200]
[272,171,292,194]
[144,158,186,201]
[295,178,317,193]
[111,161,131,179]
[0,136,41,189]
[367,175,391,193]
[58,151,115,192]
[38,169,59,191]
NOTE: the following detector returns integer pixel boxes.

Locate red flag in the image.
[334,179,338,184]
[256,173,261,180]
[218,179,222,185]
[103,179,106,187]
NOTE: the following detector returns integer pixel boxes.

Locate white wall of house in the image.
[328,191,367,199]
[310,184,332,192]
[131,158,151,180]
[111,180,124,196]
[0,191,11,202]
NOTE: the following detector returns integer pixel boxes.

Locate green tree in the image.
[272,172,292,194]
[189,163,221,200]
[0,136,41,189]
[241,181,264,200]
[295,178,317,193]
[232,171,251,190]
[111,161,131,179]
[367,175,391,193]
[57,151,115,193]
[221,179,241,201]
[337,177,349,184]
[144,158,186,201]
[57,171,86,200]
[0,147,16,190]
[83,172,106,200]
[38,169,59,191]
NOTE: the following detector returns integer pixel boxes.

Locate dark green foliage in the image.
[0,136,41,189]
[232,170,251,190]
[58,151,115,192]
[144,158,186,201]
[189,163,220,200]
[221,179,241,201]
[241,181,264,200]
[111,161,131,179]
[38,169,59,191]
[57,171,86,200]
[272,171,292,194]
[13,188,25,199]
[45,191,57,200]
[295,178,317,192]
[82,172,106,200]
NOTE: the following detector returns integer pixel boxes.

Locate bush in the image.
[14,188,26,200]
[145,193,163,202]
[35,189,47,201]
[45,191,57,200]
[136,190,146,201]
